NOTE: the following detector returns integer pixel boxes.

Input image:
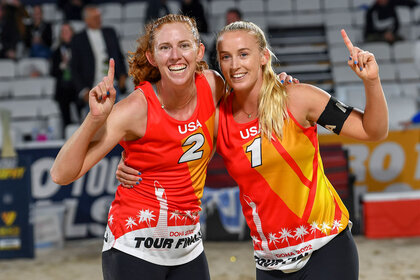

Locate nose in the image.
[169,47,181,61]
[231,56,240,70]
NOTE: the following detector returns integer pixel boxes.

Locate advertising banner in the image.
[18,144,123,240]
[0,157,34,259]
[318,128,420,192]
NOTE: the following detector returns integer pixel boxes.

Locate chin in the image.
[230,83,248,92]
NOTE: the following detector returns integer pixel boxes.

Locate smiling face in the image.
[146,22,204,88]
[217,30,268,95]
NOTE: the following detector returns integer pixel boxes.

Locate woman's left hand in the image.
[115,152,142,188]
[278,72,299,85]
[342,29,379,81]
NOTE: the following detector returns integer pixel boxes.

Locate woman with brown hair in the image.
[51,14,224,280]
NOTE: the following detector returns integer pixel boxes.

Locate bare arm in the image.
[288,29,388,142]
[50,59,146,185]
[339,29,388,141]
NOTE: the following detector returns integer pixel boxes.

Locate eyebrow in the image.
[157,40,192,47]
[219,47,251,53]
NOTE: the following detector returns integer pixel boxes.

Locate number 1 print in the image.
[246,137,262,168]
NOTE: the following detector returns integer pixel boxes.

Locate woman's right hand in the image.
[89,58,117,119]
[342,29,379,82]
[115,152,142,188]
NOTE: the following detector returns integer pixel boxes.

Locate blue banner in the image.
[19,144,123,239]
[0,157,34,259]
[15,143,245,241]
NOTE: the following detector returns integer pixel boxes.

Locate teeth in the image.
[169,65,187,71]
[232,73,245,78]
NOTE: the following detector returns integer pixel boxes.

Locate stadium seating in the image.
[1,0,417,144]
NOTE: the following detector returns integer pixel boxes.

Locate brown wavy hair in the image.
[128,14,208,85]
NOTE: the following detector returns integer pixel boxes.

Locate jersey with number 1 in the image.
[102,73,215,266]
[216,93,350,272]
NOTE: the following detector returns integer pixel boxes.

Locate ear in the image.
[196,42,205,62]
[146,51,157,67]
[261,48,270,66]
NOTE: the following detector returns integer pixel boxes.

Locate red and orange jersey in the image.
[103,73,215,266]
[217,93,349,271]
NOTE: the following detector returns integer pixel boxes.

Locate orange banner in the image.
[319,128,420,192]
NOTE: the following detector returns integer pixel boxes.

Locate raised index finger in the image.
[341,29,353,54]
[107,58,115,82]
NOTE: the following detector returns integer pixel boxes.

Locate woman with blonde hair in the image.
[216,21,387,279]
[117,21,388,279]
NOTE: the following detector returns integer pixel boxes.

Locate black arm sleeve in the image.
[316,96,353,135]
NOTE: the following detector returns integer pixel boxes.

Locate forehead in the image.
[154,22,194,42]
[86,8,98,17]
[218,30,258,50]
[62,24,70,31]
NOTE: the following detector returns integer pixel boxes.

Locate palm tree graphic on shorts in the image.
[294,225,308,242]
[268,233,281,250]
[137,209,156,228]
[125,216,138,229]
[279,228,293,247]
[310,221,320,238]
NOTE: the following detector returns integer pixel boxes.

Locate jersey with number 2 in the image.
[102,73,215,266]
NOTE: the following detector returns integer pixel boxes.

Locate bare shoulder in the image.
[203,69,225,103]
[114,89,147,116]
[110,89,148,138]
[286,83,331,124]
[287,83,330,106]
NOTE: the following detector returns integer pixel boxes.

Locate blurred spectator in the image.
[58,0,90,21]
[24,5,52,58]
[145,0,170,24]
[0,0,29,59]
[51,22,80,136]
[364,0,417,44]
[225,7,242,26]
[70,5,127,117]
[208,8,242,71]
[181,0,208,33]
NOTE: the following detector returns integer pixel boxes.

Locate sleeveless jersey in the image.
[103,73,216,266]
[216,93,349,272]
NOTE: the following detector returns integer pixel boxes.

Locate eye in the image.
[180,43,191,49]
[240,52,249,58]
[220,54,230,60]
[159,45,170,51]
